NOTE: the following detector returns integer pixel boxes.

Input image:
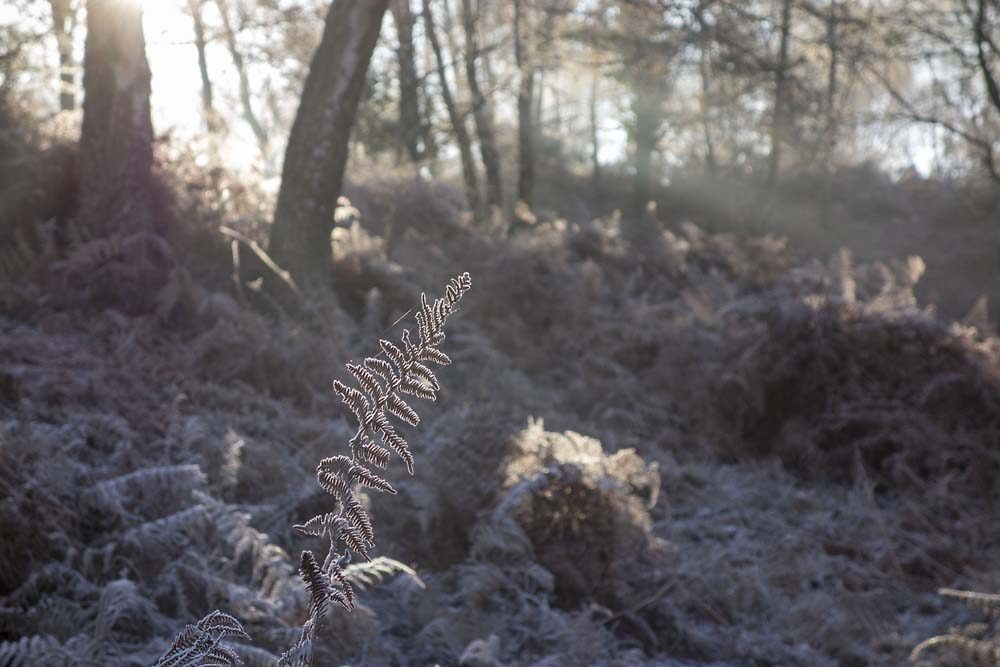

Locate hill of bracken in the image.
[4,159,1000,666]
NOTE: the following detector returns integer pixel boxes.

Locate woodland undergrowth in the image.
[4,162,1000,664]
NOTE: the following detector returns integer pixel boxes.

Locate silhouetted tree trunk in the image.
[49,0,78,111]
[695,3,717,176]
[216,0,269,154]
[186,0,217,132]
[392,0,424,163]
[589,67,601,191]
[514,0,535,208]
[269,0,389,279]
[630,86,660,214]
[766,0,793,188]
[423,0,482,219]
[79,0,154,234]
[975,0,1000,117]
[461,0,503,212]
[820,2,841,226]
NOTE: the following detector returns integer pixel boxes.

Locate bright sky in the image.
[141,0,266,172]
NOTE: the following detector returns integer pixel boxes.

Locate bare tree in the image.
[48,0,79,111]
[423,0,483,218]
[461,0,503,212]
[589,65,601,190]
[514,0,536,208]
[974,0,1000,118]
[215,0,269,154]
[79,0,154,234]
[185,0,217,132]
[268,0,390,279]
[875,0,999,180]
[766,0,794,187]
[392,0,426,163]
[693,1,718,175]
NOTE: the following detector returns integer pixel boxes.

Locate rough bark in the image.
[392,0,424,163]
[79,0,155,235]
[268,0,389,279]
[423,0,482,218]
[514,0,535,208]
[49,0,78,111]
[215,0,269,154]
[186,0,217,131]
[766,0,794,188]
[461,0,503,211]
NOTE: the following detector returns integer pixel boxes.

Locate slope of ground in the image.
[2,171,1000,666]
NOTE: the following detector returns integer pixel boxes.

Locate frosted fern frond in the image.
[0,634,75,666]
[911,587,1000,665]
[154,610,249,667]
[344,556,425,591]
[122,505,212,554]
[281,272,470,663]
[909,635,1000,665]
[939,588,1000,620]
[90,464,206,521]
[94,579,152,652]
[298,551,351,617]
[92,464,206,498]
[275,620,315,667]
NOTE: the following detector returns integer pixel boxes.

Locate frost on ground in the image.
[2,200,1000,666]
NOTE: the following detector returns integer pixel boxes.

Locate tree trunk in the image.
[49,0,77,111]
[461,0,503,212]
[216,0,269,155]
[820,3,840,227]
[423,0,482,219]
[589,67,601,191]
[534,69,544,131]
[975,0,1000,116]
[79,0,154,235]
[630,87,659,215]
[514,0,535,209]
[268,0,389,279]
[186,0,217,132]
[699,42,717,175]
[695,3,717,176]
[392,0,424,163]
[766,0,793,188]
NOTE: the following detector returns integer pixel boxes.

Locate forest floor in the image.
[3,172,1000,666]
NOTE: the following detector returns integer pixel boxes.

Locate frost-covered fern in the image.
[153,611,249,667]
[152,273,471,666]
[280,272,471,663]
[911,587,1000,666]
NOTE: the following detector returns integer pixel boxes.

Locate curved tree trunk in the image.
[79,0,154,235]
[268,0,389,280]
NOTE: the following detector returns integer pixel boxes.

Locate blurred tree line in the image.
[1,0,999,280]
